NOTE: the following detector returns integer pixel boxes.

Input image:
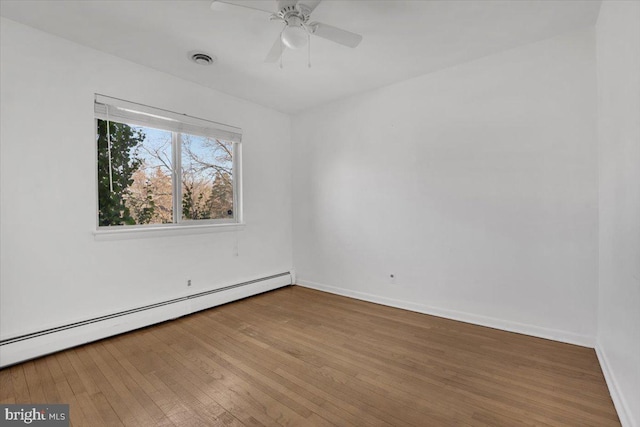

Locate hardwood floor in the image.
[0,286,619,426]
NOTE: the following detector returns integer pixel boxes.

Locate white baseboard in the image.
[596,344,636,427]
[0,273,291,368]
[297,279,595,348]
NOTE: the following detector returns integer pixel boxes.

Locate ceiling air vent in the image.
[189,51,215,65]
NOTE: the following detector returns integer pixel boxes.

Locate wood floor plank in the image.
[249,290,609,420]
[181,315,388,426]
[53,380,86,426]
[226,300,521,420]
[85,344,158,426]
[0,367,14,403]
[213,307,457,425]
[0,286,620,426]
[22,361,46,403]
[35,359,63,403]
[73,345,141,426]
[92,341,168,425]
[87,391,124,426]
[122,329,260,426]
[143,325,312,426]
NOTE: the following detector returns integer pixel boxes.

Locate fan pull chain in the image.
[308,33,311,68]
[279,29,284,69]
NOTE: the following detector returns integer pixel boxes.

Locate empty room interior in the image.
[0,0,638,425]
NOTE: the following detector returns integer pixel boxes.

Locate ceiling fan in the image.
[210,0,363,63]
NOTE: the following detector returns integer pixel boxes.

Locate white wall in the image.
[292,28,599,346]
[0,18,292,340]
[596,1,640,426]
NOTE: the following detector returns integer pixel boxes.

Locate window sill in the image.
[93,222,245,241]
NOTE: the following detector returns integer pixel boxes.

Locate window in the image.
[95,95,242,229]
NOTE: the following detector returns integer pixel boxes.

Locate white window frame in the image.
[93,94,243,237]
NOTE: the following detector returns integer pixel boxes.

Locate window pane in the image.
[181,134,234,221]
[97,119,173,226]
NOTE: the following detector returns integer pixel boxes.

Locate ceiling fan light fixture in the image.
[211,0,362,64]
[281,16,308,49]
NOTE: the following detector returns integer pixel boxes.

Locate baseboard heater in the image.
[0,272,292,368]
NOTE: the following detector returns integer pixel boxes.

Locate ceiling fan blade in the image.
[265,34,285,62]
[309,22,362,48]
[210,0,275,13]
[297,0,322,14]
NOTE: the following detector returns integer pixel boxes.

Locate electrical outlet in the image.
[187,279,192,287]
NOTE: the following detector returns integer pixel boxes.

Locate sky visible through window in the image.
[134,126,232,177]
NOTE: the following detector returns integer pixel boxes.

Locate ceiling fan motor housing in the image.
[276,0,310,22]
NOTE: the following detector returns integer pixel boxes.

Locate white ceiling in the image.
[0,0,601,114]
